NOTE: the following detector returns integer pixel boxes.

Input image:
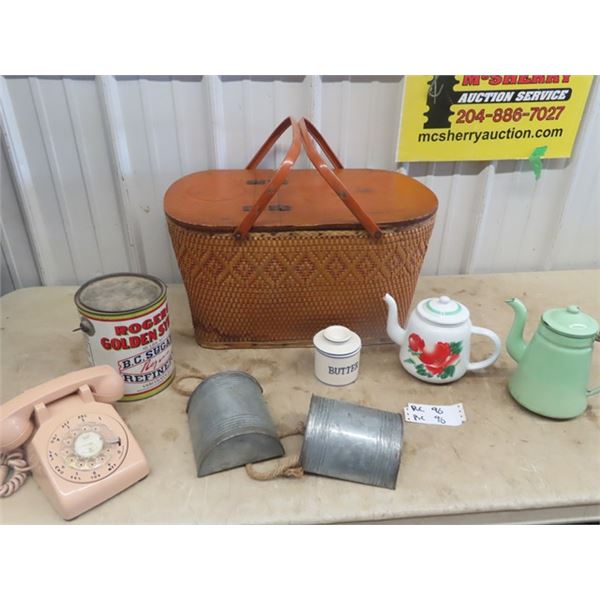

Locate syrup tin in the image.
[313,325,361,386]
[74,273,174,401]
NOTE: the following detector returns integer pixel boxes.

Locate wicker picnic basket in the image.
[164,117,437,348]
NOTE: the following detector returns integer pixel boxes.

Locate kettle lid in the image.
[417,295,470,325]
[542,305,599,338]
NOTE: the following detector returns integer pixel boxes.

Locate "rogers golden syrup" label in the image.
[81,299,174,400]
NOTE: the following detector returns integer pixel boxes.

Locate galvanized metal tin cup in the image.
[187,371,284,477]
[300,395,403,489]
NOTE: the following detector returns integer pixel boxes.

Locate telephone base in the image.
[26,402,150,521]
[0,366,149,521]
[31,454,150,521]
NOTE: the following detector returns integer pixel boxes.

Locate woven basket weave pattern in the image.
[168,216,435,348]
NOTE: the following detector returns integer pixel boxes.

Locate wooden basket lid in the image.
[164,168,437,232]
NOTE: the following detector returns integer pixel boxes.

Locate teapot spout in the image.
[505,297,528,363]
[383,293,406,346]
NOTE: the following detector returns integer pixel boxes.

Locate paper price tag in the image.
[404,403,466,427]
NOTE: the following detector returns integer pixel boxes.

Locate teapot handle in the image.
[467,326,502,371]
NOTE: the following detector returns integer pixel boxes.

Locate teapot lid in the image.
[417,295,470,325]
[542,305,599,338]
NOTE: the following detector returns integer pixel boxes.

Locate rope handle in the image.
[172,373,208,396]
[298,117,383,239]
[234,117,303,239]
[245,422,306,481]
[0,448,31,498]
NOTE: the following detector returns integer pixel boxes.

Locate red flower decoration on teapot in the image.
[419,342,460,375]
[406,334,462,378]
[408,333,425,353]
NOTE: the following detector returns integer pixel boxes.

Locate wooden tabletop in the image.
[1,270,599,524]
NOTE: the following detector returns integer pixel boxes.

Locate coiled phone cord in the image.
[0,448,31,497]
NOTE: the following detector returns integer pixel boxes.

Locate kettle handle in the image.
[467,327,502,371]
[588,334,600,396]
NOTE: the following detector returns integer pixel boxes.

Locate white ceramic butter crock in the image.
[313,325,361,386]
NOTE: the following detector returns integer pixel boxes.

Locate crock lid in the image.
[313,325,361,356]
[542,305,599,338]
[417,295,470,325]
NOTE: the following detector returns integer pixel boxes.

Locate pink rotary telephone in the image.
[0,365,149,520]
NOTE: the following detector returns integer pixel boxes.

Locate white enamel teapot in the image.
[383,293,501,383]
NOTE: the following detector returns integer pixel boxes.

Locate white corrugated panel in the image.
[1,137,41,293]
[1,75,598,293]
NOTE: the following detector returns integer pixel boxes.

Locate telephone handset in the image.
[0,365,149,520]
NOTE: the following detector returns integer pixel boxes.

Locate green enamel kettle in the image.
[505,298,600,419]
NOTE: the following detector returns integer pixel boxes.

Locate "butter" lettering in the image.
[328,362,359,376]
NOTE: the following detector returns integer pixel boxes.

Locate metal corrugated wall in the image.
[1,135,41,294]
[1,75,598,294]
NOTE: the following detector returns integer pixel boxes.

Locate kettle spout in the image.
[505,297,528,363]
[383,293,406,346]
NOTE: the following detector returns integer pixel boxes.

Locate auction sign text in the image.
[397,75,593,161]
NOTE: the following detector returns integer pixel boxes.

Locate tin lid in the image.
[313,325,361,357]
[542,305,599,339]
[75,273,166,314]
[417,295,470,326]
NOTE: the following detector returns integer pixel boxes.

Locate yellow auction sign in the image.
[397,75,593,162]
